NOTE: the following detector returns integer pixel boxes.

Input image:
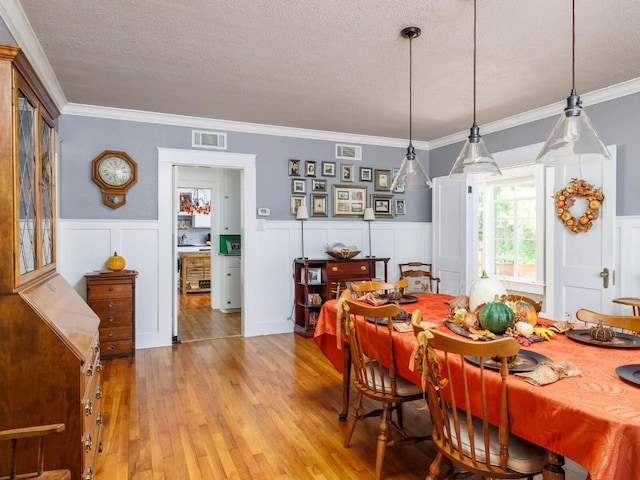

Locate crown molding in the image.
[0,0,67,111]
[428,77,640,150]
[63,103,430,149]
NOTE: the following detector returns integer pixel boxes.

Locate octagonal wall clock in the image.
[91,150,138,209]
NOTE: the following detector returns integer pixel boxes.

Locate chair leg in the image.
[343,391,363,448]
[426,451,454,480]
[395,402,404,429]
[375,403,390,480]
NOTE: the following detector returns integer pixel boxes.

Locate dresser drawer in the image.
[87,282,133,300]
[327,261,371,279]
[97,311,132,327]
[102,339,134,358]
[88,298,133,314]
[99,326,132,342]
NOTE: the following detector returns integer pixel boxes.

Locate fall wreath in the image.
[553,178,604,234]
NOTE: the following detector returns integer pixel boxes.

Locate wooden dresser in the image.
[293,257,390,337]
[85,270,138,359]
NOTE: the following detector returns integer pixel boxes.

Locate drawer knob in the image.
[84,433,93,453]
[108,330,114,337]
[108,316,115,323]
[96,359,102,372]
[107,345,116,352]
[96,386,103,399]
[360,266,366,271]
[85,467,94,480]
[86,366,93,377]
[85,398,93,416]
[108,286,114,292]
[97,412,103,426]
[108,302,114,308]
[332,267,338,272]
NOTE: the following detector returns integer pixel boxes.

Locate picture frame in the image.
[312,179,327,192]
[291,178,306,194]
[371,194,394,217]
[311,193,328,217]
[306,267,322,284]
[374,169,392,191]
[322,161,336,177]
[395,198,406,215]
[288,158,301,176]
[179,192,192,212]
[290,195,306,215]
[340,164,354,182]
[305,160,317,177]
[332,185,367,217]
[359,167,373,182]
[391,167,405,193]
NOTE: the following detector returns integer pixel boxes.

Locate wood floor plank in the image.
[95,334,587,480]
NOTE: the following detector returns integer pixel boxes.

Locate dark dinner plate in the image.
[566,329,640,348]
[378,294,418,304]
[464,350,552,373]
[615,364,640,387]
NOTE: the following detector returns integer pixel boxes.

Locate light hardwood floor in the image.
[178,292,241,341]
[95,334,587,480]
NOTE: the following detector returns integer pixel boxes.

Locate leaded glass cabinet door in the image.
[40,117,55,269]
[18,89,37,277]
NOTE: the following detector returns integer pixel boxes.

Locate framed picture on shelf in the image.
[374,169,392,191]
[288,158,301,176]
[307,267,322,284]
[179,192,192,211]
[311,193,328,217]
[332,185,366,217]
[341,164,354,182]
[312,179,327,191]
[395,198,406,215]
[305,160,317,177]
[290,195,306,215]
[322,161,336,177]
[371,194,394,217]
[291,178,306,194]
[359,167,373,182]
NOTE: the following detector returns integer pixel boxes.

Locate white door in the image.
[546,147,617,320]
[432,175,474,295]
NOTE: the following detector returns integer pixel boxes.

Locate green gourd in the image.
[478,295,514,335]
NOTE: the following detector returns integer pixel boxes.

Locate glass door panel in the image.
[40,119,54,267]
[18,91,37,275]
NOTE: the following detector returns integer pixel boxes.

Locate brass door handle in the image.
[600,268,610,288]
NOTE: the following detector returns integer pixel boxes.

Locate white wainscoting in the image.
[614,216,640,313]
[57,219,432,350]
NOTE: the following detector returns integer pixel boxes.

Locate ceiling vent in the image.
[192,130,227,150]
[335,143,362,161]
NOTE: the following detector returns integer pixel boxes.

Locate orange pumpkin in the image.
[107,252,126,271]
[506,299,537,327]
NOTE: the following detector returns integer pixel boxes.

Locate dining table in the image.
[313,292,640,480]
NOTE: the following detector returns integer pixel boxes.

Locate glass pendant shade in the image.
[449,123,501,178]
[391,144,432,191]
[536,91,611,165]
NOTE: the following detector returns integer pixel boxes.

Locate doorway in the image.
[157,148,257,347]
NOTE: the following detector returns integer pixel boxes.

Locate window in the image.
[478,165,544,288]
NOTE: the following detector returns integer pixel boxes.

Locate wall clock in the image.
[91,150,138,209]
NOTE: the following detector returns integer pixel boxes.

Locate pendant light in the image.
[449,0,501,178]
[536,0,610,165]
[391,26,432,192]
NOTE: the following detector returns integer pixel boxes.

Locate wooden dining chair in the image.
[503,294,543,314]
[0,423,70,480]
[410,320,546,480]
[350,278,408,296]
[398,262,440,294]
[342,299,428,480]
[576,308,640,332]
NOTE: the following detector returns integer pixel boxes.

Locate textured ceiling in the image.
[15,0,640,142]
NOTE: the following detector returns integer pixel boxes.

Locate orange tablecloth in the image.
[313,293,640,480]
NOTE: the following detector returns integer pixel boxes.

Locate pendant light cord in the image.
[473,0,477,125]
[571,0,576,91]
[409,32,413,145]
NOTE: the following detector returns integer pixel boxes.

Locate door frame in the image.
[158,148,257,344]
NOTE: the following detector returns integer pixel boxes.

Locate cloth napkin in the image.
[515,360,581,386]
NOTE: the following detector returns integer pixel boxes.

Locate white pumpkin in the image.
[468,271,507,312]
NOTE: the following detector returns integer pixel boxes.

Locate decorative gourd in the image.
[589,324,615,342]
[469,271,507,312]
[478,295,514,335]
[508,299,538,327]
[107,251,126,271]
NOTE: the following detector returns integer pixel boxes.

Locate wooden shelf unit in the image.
[293,257,389,337]
[180,252,211,294]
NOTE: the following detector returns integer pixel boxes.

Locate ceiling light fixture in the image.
[449,0,501,179]
[536,0,610,165]
[391,26,432,192]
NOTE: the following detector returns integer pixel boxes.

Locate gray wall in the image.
[0,18,16,45]
[429,92,640,216]
[58,115,431,221]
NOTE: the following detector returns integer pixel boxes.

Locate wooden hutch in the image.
[0,45,102,479]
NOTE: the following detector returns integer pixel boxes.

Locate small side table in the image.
[613,297,640,316]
